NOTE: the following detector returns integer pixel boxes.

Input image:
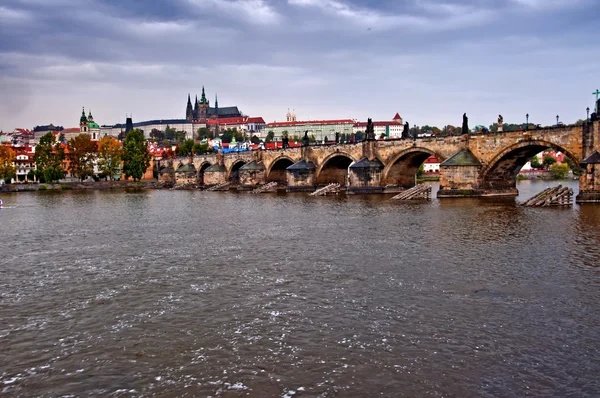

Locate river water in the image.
[0,180,599,397]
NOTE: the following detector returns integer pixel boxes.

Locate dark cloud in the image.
[0,0,597,131]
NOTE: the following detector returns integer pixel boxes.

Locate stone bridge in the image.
[159,120,600,202]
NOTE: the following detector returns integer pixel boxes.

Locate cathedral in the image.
[185,87,242,122]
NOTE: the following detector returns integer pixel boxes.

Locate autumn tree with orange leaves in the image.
[97,136,123,180]
[67,134,97,180]
[0,145,17,182]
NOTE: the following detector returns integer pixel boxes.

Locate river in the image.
[1,180,599,397]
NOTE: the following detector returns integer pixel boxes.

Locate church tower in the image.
[198,86,210,121]
[186,94,193,121]
[80,107,88,133]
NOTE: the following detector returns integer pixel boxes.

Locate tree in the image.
[379,132,387,139]
[122,129,151,181]
[530,155,541,169]
[175,131,187,143]
[161,139,172,149]
[164,125,176,140]
[197,127,211,140]
[431,126,442,135]
[324,136,329,142]
[281,130,289,139]
[221,129,233,144]
[97,136,123,180]
[250,135,261,145]
[58,133,66,144]
[34,132,66,183]
[179,139,195,156]
[233,129,244,142]
[417,163,424,178]
[543,154,557,169]
[550,163,570,179]
[265,131,275,143]
[150,129,164,142]
[67,134,98,180]
[0,145,17,182]
[563,156,580,176]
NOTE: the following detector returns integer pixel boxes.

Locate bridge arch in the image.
[197,161,212,185]
[315,152,357,186]
[382,147,441,188]
[480,139,580,191]
[266,156,295,184]
[228,160,247,183]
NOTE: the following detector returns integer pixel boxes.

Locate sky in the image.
[0,0,598,132]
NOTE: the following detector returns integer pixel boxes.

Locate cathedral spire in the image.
[186,93,194,121]
[215,94,218,109]
[201,86,206,104]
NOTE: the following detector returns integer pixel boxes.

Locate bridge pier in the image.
[238,161,266,190]
[347,158,385,193]
[437,148,485,197]
[576,121,600,203]
[286,160,316,192]
[203,164,227,186]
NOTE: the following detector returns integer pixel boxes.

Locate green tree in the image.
[379,132,386,139]
[179,139,195,156]
[417,163,424,178]
[543,154,557,169]
[221,129,233,144]
[233,129,244,142]
[563,156,580,176]
[0,145,17,182]
[197,127,211,140]
[67,134,98,180]
[122,129,151,181]
[530,156,541,169]
[97,136,123,180]
[550,163,570,179]
[175,131,187,143]
[250,135,261,145]
[324,136,329,142]
[164,125,176,140]
[150,129,164,142]
[265,131,275,143]
[34,132,66,183]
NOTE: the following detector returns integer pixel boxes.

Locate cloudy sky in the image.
[0,0,598,131]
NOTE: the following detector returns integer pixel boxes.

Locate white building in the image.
[100,119,194,140]
[353,113,404,139]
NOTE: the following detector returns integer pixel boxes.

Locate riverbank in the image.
[0,180,164,193]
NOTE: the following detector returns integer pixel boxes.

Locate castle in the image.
[185,87,242,122]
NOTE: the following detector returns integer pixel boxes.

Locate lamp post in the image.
[556,115,559,126]
[526,113,529,129]
[587,107,590,121]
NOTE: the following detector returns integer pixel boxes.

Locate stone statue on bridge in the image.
[302,130,310,146]
[498,114,504,132]
[462,113,469,135]
[402,122,410,139]
[365,118,376,141]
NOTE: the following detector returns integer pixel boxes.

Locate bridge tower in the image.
[576,120,600,203]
